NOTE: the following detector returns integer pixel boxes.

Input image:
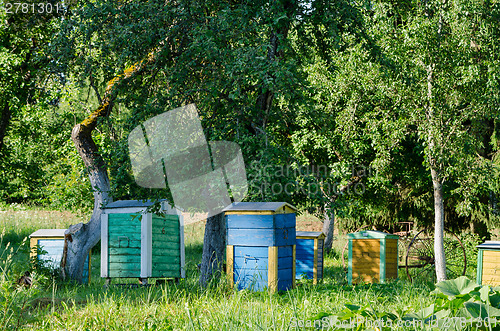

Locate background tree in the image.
[369,0,500,280]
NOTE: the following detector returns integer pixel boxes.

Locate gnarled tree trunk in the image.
[63,127,111,282]
[62,54,155,282]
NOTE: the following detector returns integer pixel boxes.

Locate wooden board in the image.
[385,239,398,280]
[351,239,380,284]
[31,235,90,283]
[295,238,315,280]
[226,214,295,229]
[151,214,180,278]
[227,227,295,246]
[107,213,141,278]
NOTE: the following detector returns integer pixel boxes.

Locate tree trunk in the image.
[0,103,10,153]
[62,54,154,282]
[431,166,447,282]
[199,212,226,287]
[322,207,335,254]
[63,123,112,283]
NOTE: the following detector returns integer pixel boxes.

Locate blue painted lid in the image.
[223,202,296,213]
[477,241,500,249]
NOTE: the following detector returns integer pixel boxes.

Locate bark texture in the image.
[199,213,225,287]
[322,207,335,254]
[63,54,155,282]
[431,166,447,282]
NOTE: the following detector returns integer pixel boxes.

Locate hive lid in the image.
[104,199,156,209]
[347,230,399,239]
[477,241,500,249]
[30,229,66,238]
[296,231,325,239]
[222,202,297,213]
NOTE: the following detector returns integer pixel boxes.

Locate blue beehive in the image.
[30,229,91,283]
[296,231,325,284]
[224,202,297,292]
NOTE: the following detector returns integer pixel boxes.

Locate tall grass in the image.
[0,207,478,330]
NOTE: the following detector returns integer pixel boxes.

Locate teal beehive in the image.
[100,200,185,284]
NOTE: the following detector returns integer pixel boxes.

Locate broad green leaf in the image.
[434,277,478,297]
[463,302,500,318]
[480,285,491,304]
[403,304,435,320]
[490,292,500,308]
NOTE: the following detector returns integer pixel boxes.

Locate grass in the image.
[0,207,482,330]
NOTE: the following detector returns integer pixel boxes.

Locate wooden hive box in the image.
[296,231,325,284]
[348,230,398,285]
[477,241,500,286]
[30,229,91,283]
[101,200,185,284]
[224,202,296,292]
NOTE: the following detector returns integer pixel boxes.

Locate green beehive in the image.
[101,200,185,284]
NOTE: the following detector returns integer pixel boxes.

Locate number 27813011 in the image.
[3,2,64,14]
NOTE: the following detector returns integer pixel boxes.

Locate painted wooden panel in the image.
[102,200,184,280]
[278,246,293,258]
[151,214,181,278]
[109,268,141,278]
[152,255,180,264]
[480,248,500,285]
[234,246,268,258]
[227,228,295,246]
[385,239,398,280]
[481,276,500,286]
[108,255,141,264]
[227,215,275,229]
[318,239,324,279]
[350,239,380,284]
[274,214,296,229]
[32,237,90,283]
[226,214,296,229]
[295,238,315,280]
[230,245,294,292]
[37,239,64,268]
[483,250,500,260]
[234,267,293,291]
[107,213,141,277]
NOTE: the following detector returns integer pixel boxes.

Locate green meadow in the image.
[3,206,494,331]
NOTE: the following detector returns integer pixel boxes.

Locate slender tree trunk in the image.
[431,165,447,282]
[322,207,335,254]
[0,103,11,153]
[199,212,225,287]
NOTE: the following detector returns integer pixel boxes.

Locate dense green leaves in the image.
[0,0,499,244]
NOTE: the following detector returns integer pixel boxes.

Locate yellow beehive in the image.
[348,230,398,284]
[477,241,500,286]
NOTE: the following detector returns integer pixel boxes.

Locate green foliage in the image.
[404,277,500,330]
